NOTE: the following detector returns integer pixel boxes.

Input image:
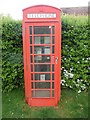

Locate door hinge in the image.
[55,57,58,64]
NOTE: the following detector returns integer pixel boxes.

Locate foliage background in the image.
[61,15,89,93]
[1,16,23,92]
[1,15,89,92]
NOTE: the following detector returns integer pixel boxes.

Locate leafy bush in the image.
[1,16,23,92]
[1,15,89,92]
[61,15,89,93]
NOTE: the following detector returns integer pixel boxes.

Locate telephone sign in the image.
[27,13,56,18]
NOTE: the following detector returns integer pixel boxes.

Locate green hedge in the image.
[1,16,23,92]
[1,15,89,93]
[61,15,89,93]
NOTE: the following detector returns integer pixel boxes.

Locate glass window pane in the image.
[52,26,55,34]
[52,82,54,89]
[44,37,50,44]
[34,74,50,80]
[52,65,54,72]
[30,46,32,54]
[52,73,54,80]
[30,55,33,63]
[32,90,50,97]
[34,46,50,54]
[31,64,33,72]
[52,46,54,54]
[52,36,54,44]
[35,65,50,72]
[32,82,34,88]
[32,82,50,89]
[34,26,50,34]
[34,56,50,63]
[30,26,32,34]
[52,90,54,97]
[34,36,50,44]
[34,36,41,44]
[30,36,32,44]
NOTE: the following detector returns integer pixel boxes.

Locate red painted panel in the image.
[28,98,57,106]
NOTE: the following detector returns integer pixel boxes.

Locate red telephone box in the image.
[22,5,61,106]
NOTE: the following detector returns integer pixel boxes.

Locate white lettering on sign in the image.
[27,13,56,18]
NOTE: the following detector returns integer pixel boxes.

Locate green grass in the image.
[2,88,88,118]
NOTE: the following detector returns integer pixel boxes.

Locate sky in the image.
[0,0,89,20]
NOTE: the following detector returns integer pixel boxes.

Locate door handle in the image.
[55,57,58,64]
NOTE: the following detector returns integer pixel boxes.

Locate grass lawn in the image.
[2,88,88,118]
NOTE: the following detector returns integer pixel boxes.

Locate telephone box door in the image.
[25,22,60,106]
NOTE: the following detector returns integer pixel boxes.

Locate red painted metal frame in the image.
[22,5,61,106]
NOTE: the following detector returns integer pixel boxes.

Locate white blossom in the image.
[76,84,79,87]
[70,68,73,71]
[78,90,81,93]
[85,60,88,62]
[77,79,80,83]
[61,79,66,83]
[62,67,64,69]
[81,79,83,82]
[61,67,64,70]
[69,73,74,78]
[88,67,90,70]
[70,86,72,88]
[77,61,80,63]
[65,73,68,79]
[62,83,64,86]
[87,57,90,60]
[81,86,86,90]
[64,69,74,78]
